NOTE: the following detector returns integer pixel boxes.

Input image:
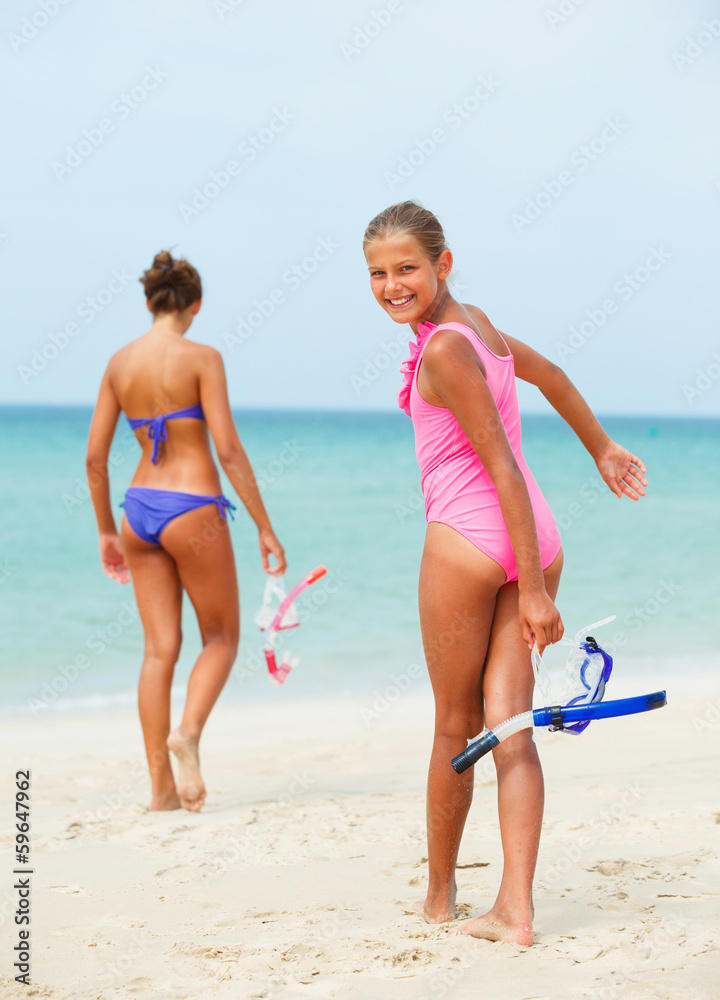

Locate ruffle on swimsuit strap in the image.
[397,321,436,415]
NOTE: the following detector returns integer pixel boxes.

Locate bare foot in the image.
[167,729,206,812]
[461,908,533,946]
[414,881,457,924]
[150,790,181,812]
[412,899,455,924]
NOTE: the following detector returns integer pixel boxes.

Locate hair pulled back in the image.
[363,201,448,262]
[140,250,202,315]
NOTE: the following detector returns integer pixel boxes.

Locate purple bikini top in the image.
[126,403,205,464]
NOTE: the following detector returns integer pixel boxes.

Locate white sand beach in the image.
[1,688,719,1000]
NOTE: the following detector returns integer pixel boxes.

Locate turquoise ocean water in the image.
[1,407,718,718]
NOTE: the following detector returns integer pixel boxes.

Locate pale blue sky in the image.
[2,0,719,415]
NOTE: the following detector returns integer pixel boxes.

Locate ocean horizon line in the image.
[2,403,719,423]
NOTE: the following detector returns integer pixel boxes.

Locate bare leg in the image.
[419,523,506,922]
[121,518,183,811]
[160,505,240,812]
[462,549,563,945]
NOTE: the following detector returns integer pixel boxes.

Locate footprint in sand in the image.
[590,859,658,878]
[154,864,206,885]
[125,977,157,995]
[593,891,638,912]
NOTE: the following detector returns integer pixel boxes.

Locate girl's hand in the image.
[259,528,287,576]
[99,533,130,584]
[519,588,564,653]
[596,440,647,500]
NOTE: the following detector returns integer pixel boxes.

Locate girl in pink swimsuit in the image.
[364,202,647,945]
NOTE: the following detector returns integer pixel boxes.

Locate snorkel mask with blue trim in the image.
[531,616,615,735]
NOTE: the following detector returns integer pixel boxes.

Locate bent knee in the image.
[434,706,484,741]
[484,698,533,733]
[490,727,538,765]
[203,631,239,662]
[144,635,182,670]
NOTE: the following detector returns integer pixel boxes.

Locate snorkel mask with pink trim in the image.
[254,565,328,685]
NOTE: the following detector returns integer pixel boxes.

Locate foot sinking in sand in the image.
[167,728,206,812]
[461,904,534,946]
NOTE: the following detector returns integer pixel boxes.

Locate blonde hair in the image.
[363,201,448,262]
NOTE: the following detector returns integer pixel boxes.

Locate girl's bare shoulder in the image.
[174,336,222,360]
[105,336,223,404]
[103,339,138,381]
[462,304,511,357]
[110,333,219,363]
[463,303,495,333]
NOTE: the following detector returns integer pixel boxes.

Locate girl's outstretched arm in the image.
[86,365,131,583]
[502,334,647,501]
[197,347,287,575]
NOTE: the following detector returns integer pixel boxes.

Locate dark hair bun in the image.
[140,250,202,314]
[152,250,174,271]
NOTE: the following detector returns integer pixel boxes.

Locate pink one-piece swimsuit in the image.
[399,320,561,583]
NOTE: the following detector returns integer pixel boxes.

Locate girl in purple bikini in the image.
[87,250,286,812]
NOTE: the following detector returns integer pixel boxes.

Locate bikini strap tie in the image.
[145,417,169,465]
[214,496,237,521]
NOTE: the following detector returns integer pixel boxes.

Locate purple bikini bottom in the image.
[121,487,236,547]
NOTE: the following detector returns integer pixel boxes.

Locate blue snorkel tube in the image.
[452,619,667,775]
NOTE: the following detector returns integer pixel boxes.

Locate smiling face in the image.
[365,235,453,326]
